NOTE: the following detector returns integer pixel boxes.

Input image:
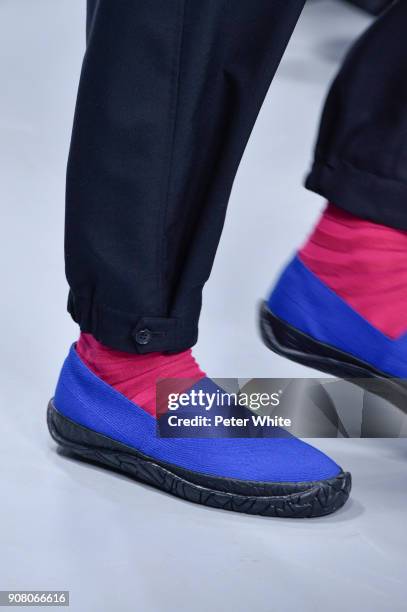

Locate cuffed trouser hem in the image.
[306,159,407,231]
[67,291,199,354]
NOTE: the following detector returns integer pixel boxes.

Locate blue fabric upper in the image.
[53,345,341,483]
[267,255,407,377]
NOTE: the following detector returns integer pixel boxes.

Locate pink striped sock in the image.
[299,203,407,339]
[76,333,206,416]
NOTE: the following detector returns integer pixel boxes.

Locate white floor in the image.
[1,1,407,611]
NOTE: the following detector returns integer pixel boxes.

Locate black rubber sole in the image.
[47,401,351,518]
[260,302,407,412]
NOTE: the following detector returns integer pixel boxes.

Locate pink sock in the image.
[76,333,206,416]
[299,203,407,339]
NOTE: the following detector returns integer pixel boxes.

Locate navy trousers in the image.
[66,0,406,353]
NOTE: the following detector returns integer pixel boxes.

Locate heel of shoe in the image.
[47,399,136,466]
[260,301,371,377]
[260,302,407,413]
[47,400,95,455]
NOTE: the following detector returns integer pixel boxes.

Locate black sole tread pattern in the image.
[47,402,351,519]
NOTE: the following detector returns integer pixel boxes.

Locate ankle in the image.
[299,203,407,338]
[76,333,205,416]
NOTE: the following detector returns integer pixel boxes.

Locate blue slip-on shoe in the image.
[47,345,351,518]
[260,255,407,406]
